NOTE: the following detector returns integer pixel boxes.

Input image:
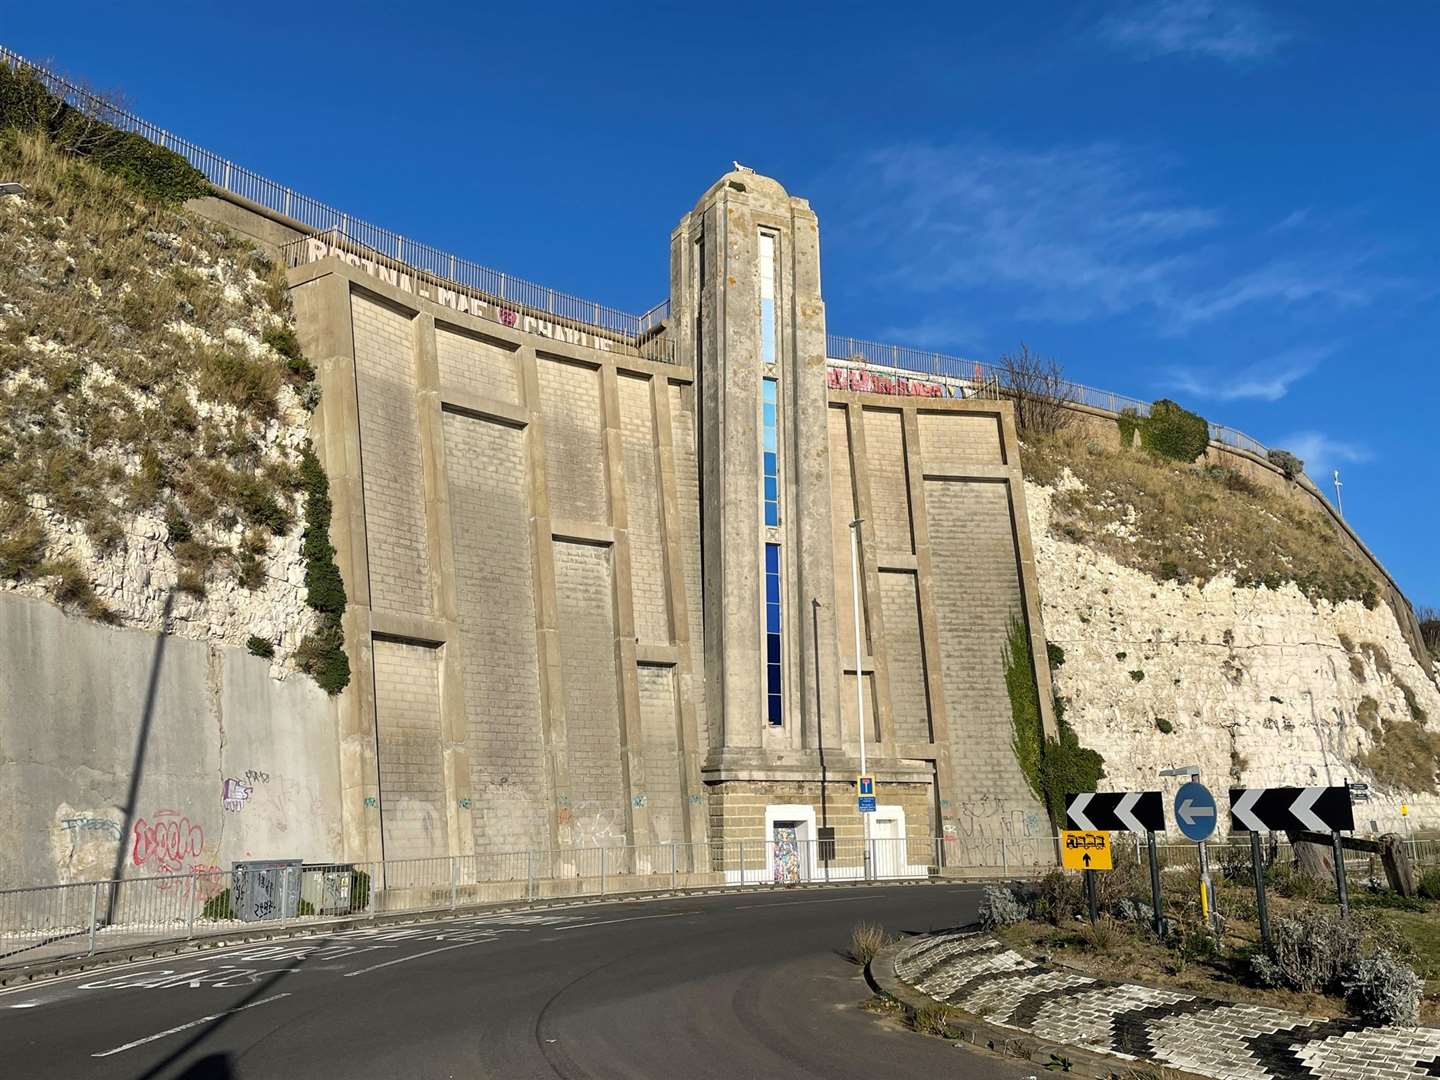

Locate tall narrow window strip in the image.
[759,231,777,365]
[762,378,779,527]
[765,542,783,726]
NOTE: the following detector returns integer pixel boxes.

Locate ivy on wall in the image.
[1005,615,1105,829]
[294,442,350,695]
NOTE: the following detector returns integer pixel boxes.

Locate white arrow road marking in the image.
[1115,792,1144,834]
[1291,787,1328,832]
[1233,789,1265,832]
[91,994,291,1057]
[1069,793,1096,830]
[1178,798,1215,826]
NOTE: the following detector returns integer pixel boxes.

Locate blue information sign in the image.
[1174,781,1218,842]
[858,796,877,813]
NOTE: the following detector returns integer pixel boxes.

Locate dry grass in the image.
[0,131,309,612]
[849,922,892,966]
[911,1001,956,1037]
[1022,431,1379,607]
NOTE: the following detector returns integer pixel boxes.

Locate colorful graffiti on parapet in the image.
[132,810,205,876]
[826,367,950,398]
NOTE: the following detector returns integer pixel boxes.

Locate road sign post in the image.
[1332,830,1350,918]
[1084,869,1099,925]
[1230,785,1355,920]
[1174,780,1220,937]
[1066,791,1164,934]
[1249,831,1271,946]
[1146,829,1164,937]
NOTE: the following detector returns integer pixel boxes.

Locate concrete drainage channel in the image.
[0,876,976,989]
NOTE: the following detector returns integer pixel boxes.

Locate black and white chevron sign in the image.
[1228,786,1354,834]
[1065,791,1165,833]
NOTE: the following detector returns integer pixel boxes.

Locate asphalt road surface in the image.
[0,882,1030,1079]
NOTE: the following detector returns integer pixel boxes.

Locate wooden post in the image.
[1146,830,1164,937]
[1250,831,1272,947]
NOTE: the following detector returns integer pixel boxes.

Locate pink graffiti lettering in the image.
[132,810,205,876]
[826,367,947,398]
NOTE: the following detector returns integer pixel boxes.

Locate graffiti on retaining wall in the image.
[243,769,271,786]
[826,367,950,398]
[59,816,123,841]
[132,810,205,876]
[222,778,254,813]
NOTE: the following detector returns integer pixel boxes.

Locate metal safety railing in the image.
[0,835,1040,969]
[825,334,1272,458]
[0,44,671,354]
[5,832,1429,969]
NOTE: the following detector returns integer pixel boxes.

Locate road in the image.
[0,883,1028,1079]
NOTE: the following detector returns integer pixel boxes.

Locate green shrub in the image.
[1155,718,1174,735]
[202,888,233,920]
[349,868,372,913]
[1034,869,1084,925]
[246,635,275,659]
[1342,950,1422,1026]
[1267,448,1305,480]
[1418,868,1440,901]
[0,505,47,578]
[978,885,1028,929]
[1116,408,1141,449]
[263,324,315,382]
[1047,642,1066,669]
[1139,399,1209,463]
[1129,670,1145,682]
[299,444,346,616]
[0,65,208,205]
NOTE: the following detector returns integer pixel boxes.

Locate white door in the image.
[872,816,903,878]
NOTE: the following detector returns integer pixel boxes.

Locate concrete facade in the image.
[265,165,1062,879]
[0,591,341,886]
[287,253,710,873]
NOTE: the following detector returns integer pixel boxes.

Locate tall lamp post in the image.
[849,517,872,882]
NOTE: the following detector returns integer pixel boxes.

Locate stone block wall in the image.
[821,395,1054,856]
[288,256,708,864]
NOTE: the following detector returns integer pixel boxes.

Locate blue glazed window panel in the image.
[765,542,783,726]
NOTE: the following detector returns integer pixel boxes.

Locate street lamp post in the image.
[849,517,872,883]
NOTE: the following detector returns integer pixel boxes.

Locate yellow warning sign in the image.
[1060,830,1113,872]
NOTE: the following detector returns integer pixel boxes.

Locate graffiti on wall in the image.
[222,778,254,813]
[826,367,950,398]
[132,810,205,875]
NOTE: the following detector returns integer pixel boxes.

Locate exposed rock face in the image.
[1025,475,1440,836]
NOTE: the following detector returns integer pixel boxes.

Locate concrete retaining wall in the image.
[0,592,342,887]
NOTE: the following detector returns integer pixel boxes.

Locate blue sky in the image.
[6,2,1436,605]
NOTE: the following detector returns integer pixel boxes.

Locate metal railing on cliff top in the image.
[0,45,670,352]
[827,335,1272,459]
[3,45,1270,456]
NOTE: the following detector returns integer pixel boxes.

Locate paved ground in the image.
[0,883,1029,1079]
[895,930,1440,1080]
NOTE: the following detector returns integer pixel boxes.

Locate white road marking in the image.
[90,993,291,1058]
[551,912,690,931]
[7,1001,40,1008]
[736,894,893,909]
[342,941,486,977]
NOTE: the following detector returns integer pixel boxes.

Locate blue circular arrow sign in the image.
[1174,781,1218,842]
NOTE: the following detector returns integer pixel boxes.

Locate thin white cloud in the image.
[1274,429,1374,483]
[831,140,1387,338]
[1164,344,1334,402]
[1099,0,1290,63]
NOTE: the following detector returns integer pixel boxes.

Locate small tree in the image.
[997,344,1076,436]
[1419,606,1440,660]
